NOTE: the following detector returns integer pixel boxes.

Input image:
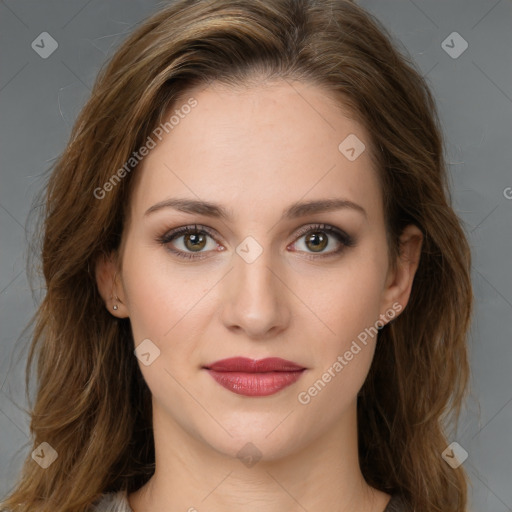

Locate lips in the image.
[204,357,305,372]
[203,357,306,397]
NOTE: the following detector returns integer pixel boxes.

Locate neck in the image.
[128,399,390,512]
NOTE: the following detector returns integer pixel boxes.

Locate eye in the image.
[288,223,355,258]
[157,224,221,260]
[157,223,355,261]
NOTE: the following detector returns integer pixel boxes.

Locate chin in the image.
[198,418,312,464]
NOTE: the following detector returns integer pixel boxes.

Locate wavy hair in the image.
[1,0,472,510]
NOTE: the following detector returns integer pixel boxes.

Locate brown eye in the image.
[158,224,219,260]
[304,231,328,252]
[183,232,207,251]
[290,223,356,258]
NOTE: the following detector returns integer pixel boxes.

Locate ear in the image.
[380,224,423,322]
[95,251,129,318]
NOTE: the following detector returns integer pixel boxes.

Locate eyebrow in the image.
[144,197,367,221]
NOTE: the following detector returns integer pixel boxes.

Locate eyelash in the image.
[156,223,355,260]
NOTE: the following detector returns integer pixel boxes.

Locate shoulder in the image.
[88,489,133,512]
[383,493,412,512]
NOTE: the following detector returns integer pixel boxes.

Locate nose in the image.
[219,245,291,340]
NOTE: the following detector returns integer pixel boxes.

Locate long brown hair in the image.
[1,0,473,510]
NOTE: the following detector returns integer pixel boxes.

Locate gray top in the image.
[90,489,409,511]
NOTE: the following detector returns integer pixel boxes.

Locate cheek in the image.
[301,254,385,347]
[295,263,384,407]
[120,244,212,402]
[293,250,386,403]
[121,240,213,343]
[295,341,375,432]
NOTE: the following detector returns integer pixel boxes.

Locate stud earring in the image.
[111,272,123,313]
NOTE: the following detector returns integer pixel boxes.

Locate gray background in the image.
[1,0,511,510]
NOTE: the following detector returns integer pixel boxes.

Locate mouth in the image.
[202,357,306,397]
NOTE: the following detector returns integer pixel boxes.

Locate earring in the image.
[112,271,121,312]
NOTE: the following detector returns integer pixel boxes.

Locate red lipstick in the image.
[203,357,306,397]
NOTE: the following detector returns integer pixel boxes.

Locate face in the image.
[97,79,419,461]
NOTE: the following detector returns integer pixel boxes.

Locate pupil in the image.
[307,232,327,252]
[186,233,206,251]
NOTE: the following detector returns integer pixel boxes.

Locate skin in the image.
[96,79,423,512]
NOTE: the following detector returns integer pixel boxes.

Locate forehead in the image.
[129,80,382,225]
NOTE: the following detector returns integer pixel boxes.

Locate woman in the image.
[1,0,473,511]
